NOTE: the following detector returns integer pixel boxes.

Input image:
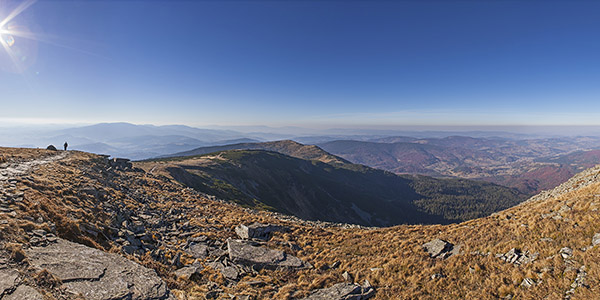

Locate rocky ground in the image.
[1,147,600,299]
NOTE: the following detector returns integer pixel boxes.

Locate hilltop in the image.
[144,144,525,225]
[161,140,350,166]
[1,147,600,299]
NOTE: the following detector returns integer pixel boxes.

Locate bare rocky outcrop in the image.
[109,158,133,170]
[25,238,173,300]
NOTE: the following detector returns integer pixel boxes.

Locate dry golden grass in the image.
[2,147,600,299]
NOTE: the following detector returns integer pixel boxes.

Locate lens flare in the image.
[0,0,38,73]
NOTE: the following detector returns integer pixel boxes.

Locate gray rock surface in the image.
[227,239,310,269]
[592,233,600,246]
[560,247,573,259]
[26,238,173,300]
[0,268,19,295]
[174,264,203,281]
[422,239,457,259]
[300,282,375,300]
[3,285,44,300]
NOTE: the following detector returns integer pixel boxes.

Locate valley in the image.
[318,136,600,194]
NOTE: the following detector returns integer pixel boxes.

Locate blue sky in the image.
[1,0,599,127]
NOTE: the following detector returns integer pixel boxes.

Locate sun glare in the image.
[0,0,37,73]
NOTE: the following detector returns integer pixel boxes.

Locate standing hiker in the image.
[64,142,68,151]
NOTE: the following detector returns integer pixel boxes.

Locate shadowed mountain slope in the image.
[142,149,526,225]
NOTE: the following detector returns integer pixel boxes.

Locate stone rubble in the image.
[496,248,538,265]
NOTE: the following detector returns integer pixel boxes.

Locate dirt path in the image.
[0,151,68,182]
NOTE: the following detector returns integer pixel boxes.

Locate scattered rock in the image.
[520,278,535,288]
[559,247,573,259]
[208,261,240,280]
[234,223,288,240]
[300,282,375,300]
[565,266,588,298]
[497,248,538,265]
[592,233,600,246]
[422,239,458,259]
[26,238,173,300]
[227,239,311,270]
[174,264,203,281]
[342,271,352,282]
[186,242,209,258]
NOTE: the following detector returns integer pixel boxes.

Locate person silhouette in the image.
[64,142,68,151]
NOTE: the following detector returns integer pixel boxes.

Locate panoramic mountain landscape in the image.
[2,0,600,299]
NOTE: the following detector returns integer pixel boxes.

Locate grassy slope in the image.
[2,147,600,299]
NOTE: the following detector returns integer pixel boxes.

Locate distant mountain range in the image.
[317,136,600,194]
[140,140,526,226]
[7,122,600,161]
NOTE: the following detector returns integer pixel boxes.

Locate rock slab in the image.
[3,285,44,300]
[300,282,375,300]
[422,239,458,259]
[0,268,19,295]
[26,238,173,300]
[227,239,310,269]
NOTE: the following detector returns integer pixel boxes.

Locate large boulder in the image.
[227,239,311,270]
[25,238,173,300]
[235,223,288,240]
[301,282,375,300]
[422,239,459,259]
[109,158,133,170]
